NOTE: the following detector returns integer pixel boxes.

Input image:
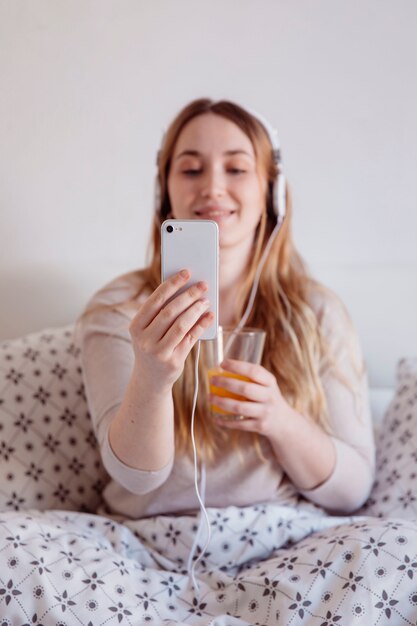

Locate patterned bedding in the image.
[1,328,417,624]
[1,501,417,624]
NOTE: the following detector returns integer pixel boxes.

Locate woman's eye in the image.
[182,169,201,176]
[228,168,246,175]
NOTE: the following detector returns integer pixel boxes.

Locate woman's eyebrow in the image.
[175,150,200,160]
[175,149,254,160]
[224,149,254,159]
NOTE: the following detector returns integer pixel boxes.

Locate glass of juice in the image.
[205,327,266,420]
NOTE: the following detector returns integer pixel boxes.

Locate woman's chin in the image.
[218,231,242,250]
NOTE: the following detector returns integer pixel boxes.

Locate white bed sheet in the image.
[1,498,417,624]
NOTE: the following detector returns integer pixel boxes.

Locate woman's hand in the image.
[209,358,290,438]
[129,269,214,392]
[210,359,337,492]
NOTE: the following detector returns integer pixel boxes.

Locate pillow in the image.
[0,325,109,513]
[360,357,417,519]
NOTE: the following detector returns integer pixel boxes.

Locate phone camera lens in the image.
[167,225,173,233]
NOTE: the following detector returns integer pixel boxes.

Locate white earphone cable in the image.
[187,215,286,590]
[236,215,284,332]
[188,339,211,592]
[185,117,287,590]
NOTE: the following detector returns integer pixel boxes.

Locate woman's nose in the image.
[200,167,225,199]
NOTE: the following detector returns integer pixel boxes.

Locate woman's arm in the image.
[267,401,374,514]
[78,270,214,494]
[78,316,175,494]
[209,292,375,513]
[108,364,175,472]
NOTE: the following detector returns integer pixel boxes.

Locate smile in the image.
[194,209,236,217]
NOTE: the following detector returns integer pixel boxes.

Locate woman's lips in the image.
[194,209,236,218]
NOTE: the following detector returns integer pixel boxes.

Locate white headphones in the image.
[245,107,287,225]
[155,104,287,226]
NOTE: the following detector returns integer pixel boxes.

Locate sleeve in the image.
[75,280,173,495]
[299,290,376,513]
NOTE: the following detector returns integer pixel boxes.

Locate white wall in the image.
[1,0,416,389]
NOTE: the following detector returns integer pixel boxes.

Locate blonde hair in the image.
[84,98,364,462]
[87,98,360,461]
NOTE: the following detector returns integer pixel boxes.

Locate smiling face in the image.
[167,113,268,249]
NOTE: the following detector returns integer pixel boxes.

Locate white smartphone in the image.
[161,219,219,340]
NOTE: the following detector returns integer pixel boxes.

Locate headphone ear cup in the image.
[276,172,286,223]
[267,173,287,223]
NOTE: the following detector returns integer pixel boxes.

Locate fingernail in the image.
[180,269,189,278]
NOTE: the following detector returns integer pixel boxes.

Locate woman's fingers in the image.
[220,359,275,386]
[209,373,268,403]
[212,416,258,431]
[208,363,285,436]
[208,393,263,419]
[146,280,209,341]
[132,269,191,331]
[159,298,213,352]
[174,311,215,357]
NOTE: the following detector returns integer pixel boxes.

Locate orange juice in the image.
[207,367,252,417]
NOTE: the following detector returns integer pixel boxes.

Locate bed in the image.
[1,323,417,625]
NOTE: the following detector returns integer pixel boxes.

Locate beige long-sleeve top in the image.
[76,271,375,519]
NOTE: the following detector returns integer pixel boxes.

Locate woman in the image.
[77,98,375,521]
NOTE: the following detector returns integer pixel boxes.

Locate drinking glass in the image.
[205,327,266,420]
